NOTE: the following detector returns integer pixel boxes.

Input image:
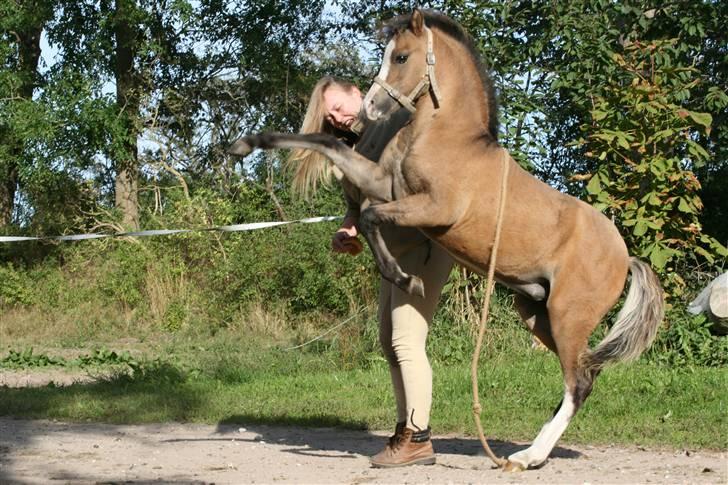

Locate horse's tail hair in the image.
[582,257,664,373]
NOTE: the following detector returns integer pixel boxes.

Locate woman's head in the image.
[321,82,363,131]
[300,76,362,134]
[289,77,363,198]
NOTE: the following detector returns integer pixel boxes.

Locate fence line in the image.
[0,216,342,244]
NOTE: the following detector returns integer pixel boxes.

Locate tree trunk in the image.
[113,0,140,230]
[0,8,45,227]
[115,160,139,229]
[0,165,18,227]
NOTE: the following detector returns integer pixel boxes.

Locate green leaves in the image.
[0,347,142,371]
[577,38,725,295]
[647,244,672,269]
[591,109,608,121]
[585,172,602,195]
[677,197,693,214]
[684,110,713,130]
[633,220,649,237]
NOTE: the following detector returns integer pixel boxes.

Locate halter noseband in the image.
[373,26,442,113]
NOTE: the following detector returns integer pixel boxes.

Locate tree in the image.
[579,39,727,293]
[111,0,142,229]
[140,0,364,212]
[42,0,207,230]
[0,0,53,226]
[1,0,358,235]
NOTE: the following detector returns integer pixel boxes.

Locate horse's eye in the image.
[395,54,408,64]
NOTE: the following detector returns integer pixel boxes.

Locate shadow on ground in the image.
[201,415,582,462]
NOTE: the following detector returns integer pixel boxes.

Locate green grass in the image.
[1,328,725,449]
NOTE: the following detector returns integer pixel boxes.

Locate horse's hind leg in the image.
[514,295,556,354]
[505,299,605,471]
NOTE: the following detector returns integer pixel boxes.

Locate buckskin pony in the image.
[229,9,664,471]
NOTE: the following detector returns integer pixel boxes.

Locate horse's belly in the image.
[438,242,549,301]
[498,278,549,301]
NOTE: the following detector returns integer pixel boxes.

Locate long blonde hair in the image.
[287,76,359,198]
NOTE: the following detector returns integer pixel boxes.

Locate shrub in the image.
[647,310,728,367]
[0,264,35,306]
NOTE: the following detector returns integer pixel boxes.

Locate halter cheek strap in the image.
[373,26,442,113]
[350,117,365,135]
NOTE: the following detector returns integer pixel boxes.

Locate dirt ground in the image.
[1,369,726,484]
[0,417,724,484]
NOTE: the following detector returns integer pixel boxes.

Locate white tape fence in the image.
[0,216,342,244]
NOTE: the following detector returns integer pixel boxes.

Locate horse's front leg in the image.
[359,193,461,297]
[229,132,419,295]
[358,216,425,298]
[229,133,392,203]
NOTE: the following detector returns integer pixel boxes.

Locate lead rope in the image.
[471,148,510,468]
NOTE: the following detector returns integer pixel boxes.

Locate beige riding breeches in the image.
[378,240,453,431]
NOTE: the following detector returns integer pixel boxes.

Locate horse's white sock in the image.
[508,389,575,468]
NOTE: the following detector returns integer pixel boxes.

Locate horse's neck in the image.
[412,97,490,147]
[413,34,493,143]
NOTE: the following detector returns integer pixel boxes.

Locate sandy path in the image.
[0,417,725,484]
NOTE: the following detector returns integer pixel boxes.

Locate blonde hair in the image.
[287,76,359,198]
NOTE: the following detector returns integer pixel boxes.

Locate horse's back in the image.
[427,150,629,300]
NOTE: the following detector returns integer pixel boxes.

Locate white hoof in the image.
[506,450,530,470]
[507,448,547,470]
[503,460,525,472]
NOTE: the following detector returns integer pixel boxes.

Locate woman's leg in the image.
[371,241,453,467]
[389,242,453,431]
[378,278,407,424]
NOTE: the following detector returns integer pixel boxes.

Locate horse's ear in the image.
[410,9,424,36]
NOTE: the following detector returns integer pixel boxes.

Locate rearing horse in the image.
[230,9,664,471]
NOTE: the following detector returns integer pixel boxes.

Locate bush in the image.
[1,180,725,369]
[647,310,728,367]
[97,243,150,309]
[0,264,35,306]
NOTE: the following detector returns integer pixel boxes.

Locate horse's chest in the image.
[381,124,423,199]
[391,157,410,199]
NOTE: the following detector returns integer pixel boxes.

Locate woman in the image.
[289,77,454,468]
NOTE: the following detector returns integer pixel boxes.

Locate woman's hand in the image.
[332,216,363,256]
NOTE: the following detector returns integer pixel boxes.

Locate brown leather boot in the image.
[370,426,436,468]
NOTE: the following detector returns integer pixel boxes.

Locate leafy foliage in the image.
[0,347,140,370]
[578,40,727,294]
[0,348,64,368]
[0,264,35,306]
[647,312,728,367]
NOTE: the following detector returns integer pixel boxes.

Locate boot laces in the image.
[388,432,405,452]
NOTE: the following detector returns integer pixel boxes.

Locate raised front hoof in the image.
[228,138,253,157]
[503,460,526,472]
[401,275,425,298]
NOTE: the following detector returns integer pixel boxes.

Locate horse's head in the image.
[363,9,442,121]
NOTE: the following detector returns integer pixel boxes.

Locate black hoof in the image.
[228,138,253,157]
[403,275,425,298]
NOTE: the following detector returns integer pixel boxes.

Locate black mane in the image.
[381,10,499,141]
